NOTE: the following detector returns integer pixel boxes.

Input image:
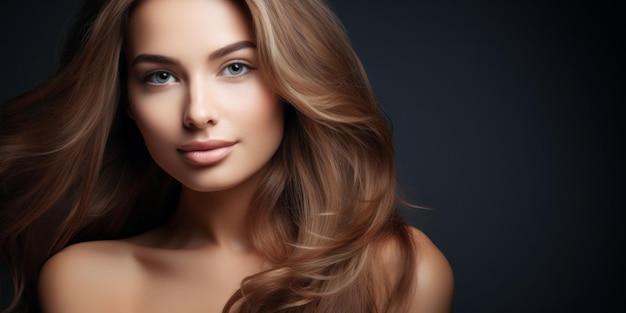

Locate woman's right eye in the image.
[142,71,177,85]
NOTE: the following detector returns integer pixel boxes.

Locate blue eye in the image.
[143,71,176,85]
[222,63,252,77]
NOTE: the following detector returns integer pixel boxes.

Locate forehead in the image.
[126,0,252,56]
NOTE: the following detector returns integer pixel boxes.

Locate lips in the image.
[177,140,236,165]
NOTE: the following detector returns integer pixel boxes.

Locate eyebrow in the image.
[209,40,256,61]
[131,40,257,66]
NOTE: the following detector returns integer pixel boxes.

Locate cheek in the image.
[128,90,182,140]
[127,95,182,172]
[252,105,284,149]
[229,82,283,133]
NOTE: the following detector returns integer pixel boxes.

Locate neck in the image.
[163,169,266,251]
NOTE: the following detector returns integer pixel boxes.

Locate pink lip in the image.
[177,140,236,165]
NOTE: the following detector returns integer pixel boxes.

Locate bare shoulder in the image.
[374,226,454,313]
[38,240,140,313]
[406,226,454,312]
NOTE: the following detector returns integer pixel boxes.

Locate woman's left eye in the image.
[221,62,253,77]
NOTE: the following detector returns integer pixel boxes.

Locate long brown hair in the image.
[0,0,416,312]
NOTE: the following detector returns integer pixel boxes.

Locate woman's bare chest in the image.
[129,248,265,313]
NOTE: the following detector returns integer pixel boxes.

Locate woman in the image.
[0,0,453,312]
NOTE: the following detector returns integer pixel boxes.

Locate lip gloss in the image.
[177,141,236,165]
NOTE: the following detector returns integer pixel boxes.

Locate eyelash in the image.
[141,71,176,86]
[140,62,256,86]
[222,62,256,77]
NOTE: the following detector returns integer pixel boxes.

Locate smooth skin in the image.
[38,0,453,312]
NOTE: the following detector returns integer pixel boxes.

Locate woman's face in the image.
[126,0,284,192]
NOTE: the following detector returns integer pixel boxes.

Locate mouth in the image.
[177,140,237,165]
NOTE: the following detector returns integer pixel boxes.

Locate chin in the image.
[176,166,268,194]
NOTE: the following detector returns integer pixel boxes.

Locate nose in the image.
[183,76,219,129]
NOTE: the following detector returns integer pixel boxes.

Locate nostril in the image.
[183,83,219,129]
[183,111,217,130]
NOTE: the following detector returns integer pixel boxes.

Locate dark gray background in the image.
[1,0,623,312]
